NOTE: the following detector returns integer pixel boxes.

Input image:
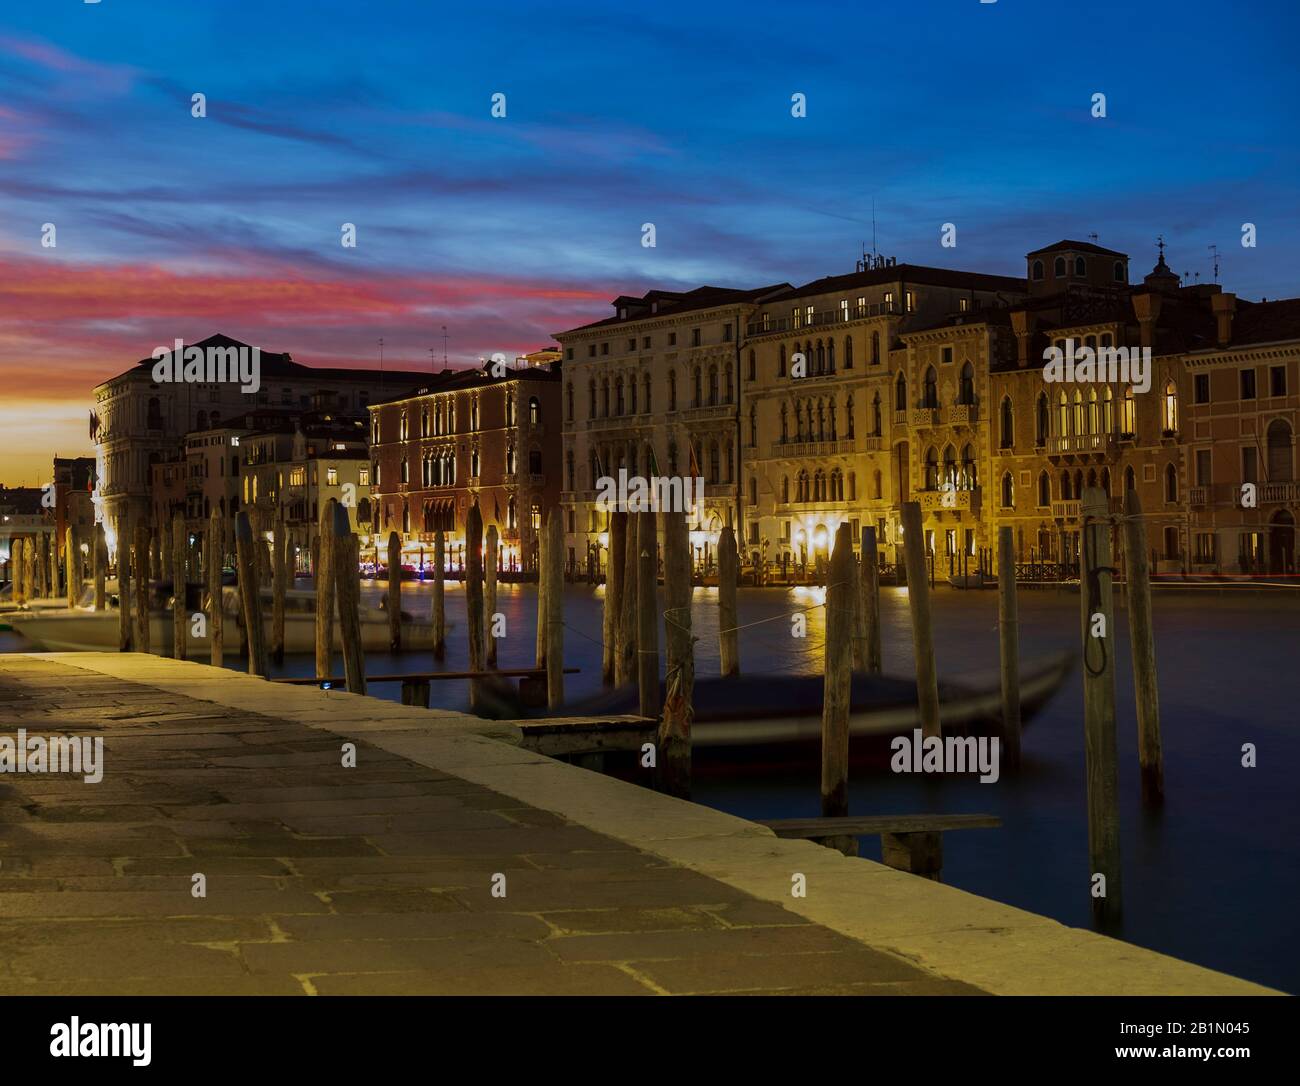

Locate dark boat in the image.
[541,651,1072,751]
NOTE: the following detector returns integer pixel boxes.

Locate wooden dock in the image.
[0,652,1276,996]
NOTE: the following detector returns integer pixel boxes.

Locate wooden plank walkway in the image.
[0,653,1275,996]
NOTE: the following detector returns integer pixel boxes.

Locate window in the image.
[871,331,880,364]
[844,336,853,369]
[1001,473,1014,508]
[959,361,974,405]
[1194,374,1210,404]
[1113,260,1125,282]
[627,337,636,351]
[1267,419,1293,481]
[643,336,651,349]
[289,467,306,487]
[959,298,970,312]
[1000,397,1014,449]
[895,372,907,412]
[1164,463,1178,503]
[1241,369,1256,400]
[1195,449,1212,487]
[923,367,938,408]
[748,350,756,380]
[566,383,574,421]
[1242,445,1258,484]
[326,467,338,486]
[1195,533,1216,563]
[942,347,953,366]
[1270,365,1287,397]
[668,332,677,346]
[748,477,757,505]
[905,291,915,313]
[1163,380,1179,434]
[1054,256,1066,277]
[1074,256,1087,276]
[692,328,701,347]
[1038,471,1050,507]
[601,343,609,356]
[1031,260,1044,281]
[1122,387,1136,436]
[778,344,787,376]
[359,467,370,486]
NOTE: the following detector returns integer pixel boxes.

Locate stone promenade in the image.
[0,653,1273,996]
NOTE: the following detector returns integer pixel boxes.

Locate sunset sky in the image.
[2,0,1297,486]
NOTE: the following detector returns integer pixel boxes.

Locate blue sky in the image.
[1,0,1297,481]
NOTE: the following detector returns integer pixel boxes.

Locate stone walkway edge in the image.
[21,652,1276,996]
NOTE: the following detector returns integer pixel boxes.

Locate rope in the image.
[1081,514,1119,678]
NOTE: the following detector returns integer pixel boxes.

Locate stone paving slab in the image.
[0,653,1277,996]
[0,655,983,995]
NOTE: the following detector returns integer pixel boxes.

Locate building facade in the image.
[367,364,561,572]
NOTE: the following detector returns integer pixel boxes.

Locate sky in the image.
[1,0,1297,486]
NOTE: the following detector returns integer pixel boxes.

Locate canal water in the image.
[3,582,1296,992]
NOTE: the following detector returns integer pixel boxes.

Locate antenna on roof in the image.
[1209,244,1220,283]
[441,325,449,368]
[1088,232,1099,243]
[378,337,384,389]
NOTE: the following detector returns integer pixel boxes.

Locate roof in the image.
[374,361,561,407]
[97,333,434,389]
[768,263,1026,303]
[1227,297,1300,347]
[1026,239,1127,259]
[557,283,792,336]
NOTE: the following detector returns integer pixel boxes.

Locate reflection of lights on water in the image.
[791,585,826,605]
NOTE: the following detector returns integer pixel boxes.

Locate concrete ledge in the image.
[34,653,1280,996]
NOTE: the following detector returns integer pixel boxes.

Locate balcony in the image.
[1189,486,1208,507]
[1261,482,1299,503]
[918,487,979,513]
[911,408,941,428]
[681,403,735,422]
[893,409,908,427]
[1047,433,1113,455]
[768,438,858,459]
[947,403,978,426]
[745,301,899,337]
[1051,500,1082,520]
[860,435,882,451]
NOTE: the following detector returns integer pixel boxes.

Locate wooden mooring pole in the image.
[659,508,693,798]
[207,509,223,666]
[315,501,336,681]
[11,538,23,606]
[116,518,131,651]
[819,523,856,856]
[466,503,486,712]
[617,512,638,686]
[485,524,499,669]
[900,502,940,739]
[386,530,402,653]
[717,524,739,676]
[603,511,626,686]
[171,510,187,661]
[133,522,150,654]
[998,526,1021,771]
[65,526,77,608]
[1123,489,1164,806]
[271,506,287,664]
[234,512,266,677]
[636,511,659,720]
[1081,487,1122,928]
[432,529,446,661]
[93,522,106,612]
[332,503,365,694]
[546,510,565,708]
[856,525,882,675]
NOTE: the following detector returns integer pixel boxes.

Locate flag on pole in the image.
[647,443,661,478]
[687,441,701,480]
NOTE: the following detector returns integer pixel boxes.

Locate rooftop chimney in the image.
[1212,292,1237,347]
